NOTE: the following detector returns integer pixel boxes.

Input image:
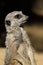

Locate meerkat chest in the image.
[17,43,30,63]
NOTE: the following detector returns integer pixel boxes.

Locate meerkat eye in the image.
[5,20,11,26]
[14,14,22,19]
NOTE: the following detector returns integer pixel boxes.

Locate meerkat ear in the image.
[5,20,11,26]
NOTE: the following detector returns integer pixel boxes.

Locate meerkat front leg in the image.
[4,48,10,65]
[20,27,36,65]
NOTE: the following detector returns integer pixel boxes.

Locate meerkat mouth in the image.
[20,19,28,27]
[20,21,27,27]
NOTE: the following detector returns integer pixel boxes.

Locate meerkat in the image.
[4,11,36,65]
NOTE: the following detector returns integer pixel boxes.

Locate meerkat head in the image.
[5,11,28,32]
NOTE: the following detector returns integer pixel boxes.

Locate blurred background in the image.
[0,0,43,65]
[0,0,43,51]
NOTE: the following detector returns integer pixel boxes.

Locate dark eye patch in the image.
[14,14,22,19]
[5,20,11,26]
